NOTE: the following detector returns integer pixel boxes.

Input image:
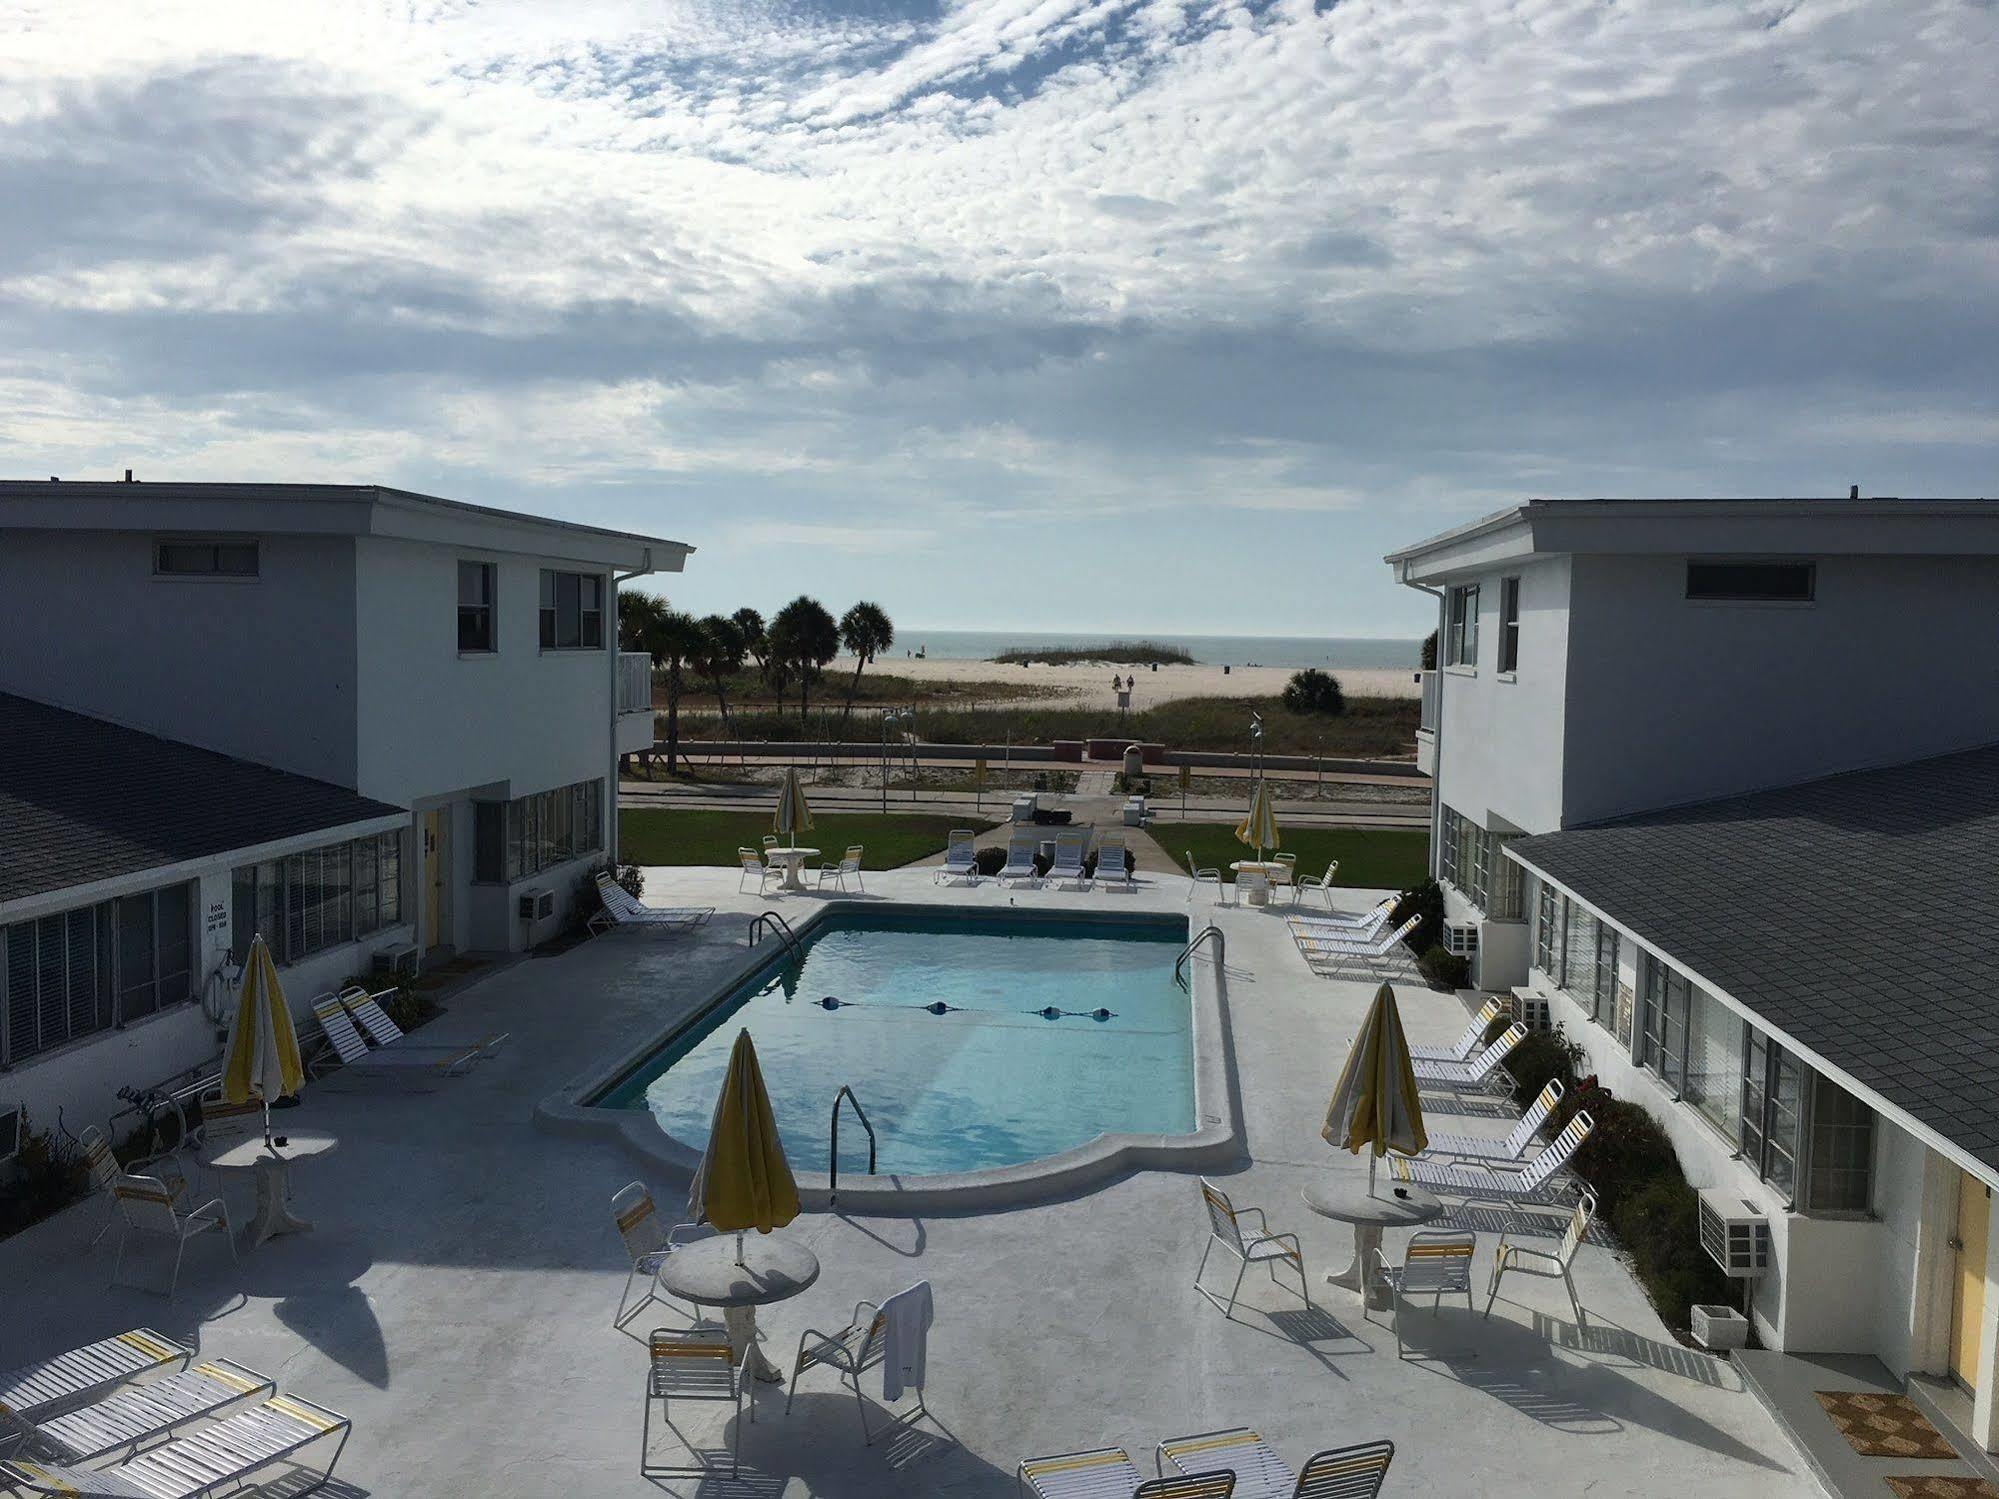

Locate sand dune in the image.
[841,655,1421,709]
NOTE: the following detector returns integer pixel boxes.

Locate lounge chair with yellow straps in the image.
[1018,1444,1236,1497]
[1390,1111,1594,1207]
[0,1330,191,1454]
[1157,1431,1394,1499]
[336,986,509,1062]
[306,994,479,1084]
[24,1358,274,1467]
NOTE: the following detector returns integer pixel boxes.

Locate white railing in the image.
[1417,670,1438,734]
[617,652,653,715]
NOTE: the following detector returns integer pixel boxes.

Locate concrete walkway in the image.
[0,870,1814,1498]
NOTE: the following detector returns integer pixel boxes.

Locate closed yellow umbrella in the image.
[688,1030,801,1262]
[1322,983,1427,1195]
[1234,779,1280,863]
[221,934,304,1141]
[774,766,814,843]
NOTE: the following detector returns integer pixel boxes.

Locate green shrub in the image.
[1282,668,1346,716]
[381,987,442,1035]
[1391,879,1444,955]
[1082,849,1136,879]
[1416,945,1469,991]
[1504,1025,1585,1107]
[973,846,1008,876]
[0,1114,90,1242]
[1609,1176,1733,1328]
[1562,1088,1679,1219]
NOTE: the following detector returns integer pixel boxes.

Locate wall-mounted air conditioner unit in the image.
[1698,1188,1772,1277]
[518,888,554,923]
[1443,922,1479,957]
[1508,988,1552,1033]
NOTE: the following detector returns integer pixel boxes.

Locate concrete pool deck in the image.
[0,867,1816,1498]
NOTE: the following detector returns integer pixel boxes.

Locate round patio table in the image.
[656,1234,821,1390]
[1301,1173,1444,1308]
[195,1131,338,1251]
[765,847,822,893]
[1230,860,1287,906]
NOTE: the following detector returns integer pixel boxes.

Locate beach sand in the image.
[838,655,1421,709]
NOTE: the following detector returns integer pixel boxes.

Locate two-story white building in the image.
[0,480,683,1130]
[1388,496,1999,1455]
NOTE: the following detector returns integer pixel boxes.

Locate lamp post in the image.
[880,709,904,814]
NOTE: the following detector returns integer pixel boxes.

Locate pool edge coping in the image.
[533,900,1244,1214]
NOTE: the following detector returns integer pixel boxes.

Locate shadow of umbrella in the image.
[223,1231,387,1389]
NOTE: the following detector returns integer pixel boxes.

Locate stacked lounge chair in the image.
[589,872,716,934]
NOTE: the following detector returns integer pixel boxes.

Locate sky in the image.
[2,1,1995,638]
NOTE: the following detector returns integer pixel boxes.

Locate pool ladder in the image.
[746,911,801,956]
[829,1085,877,1205]
[1174,925,1225,990]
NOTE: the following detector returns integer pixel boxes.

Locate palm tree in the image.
[620,590,669,654]
[838,601,894,722]
[732,607,768,675]
[768,595,841,725]
[653,609,708,774]
[692,614,746,728]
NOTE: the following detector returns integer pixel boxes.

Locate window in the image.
[1,883,192,1066]
[458,562,496,652]
[1556,899,1619,1026]
[1637,955,1691,1093]
[1535,881,1563,974]
[232,830,406,966]
[1445,584,1480,667]
[540,570,605,650]
[494,779,604,882]
[1488,839,1524,920]
[154,539,259,577]
[1684,985,1744,1135]
[1742,1029,1803,1203]
[1498,577,1521,673]
[1807,1078,1874,1213]
[1686,560,1815,602]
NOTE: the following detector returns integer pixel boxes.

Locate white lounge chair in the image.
[0,1329,192,1442]
[1426,1079,1565,1162]
[1000,834,1040,886]
[936,830,980,884]
[1408,998,1504,1063]
[611,1182,710,1331]
[1391,1111,1595,1206]
[817,846,866,893]
[1488,1185,1597,1328]
[1048,833,1088,890]
[1158,1431,1395,1499]
[1185,850,1225,904]
[1410,1021,1524,1094]
[307,995,480,1082]
[107,1173,234,1300]
[1290,860,1341,910]
[1193,1179,1310,1321]
[642,1328,744,1480]
[1019,1445,1237,1498]
[62,1392,350,1498]
[1370,1230,1477,1358]
[590,872,716,934]
[28,1358,274,1467]
[787,1281,931,1444]
[738,848,781,895]
[1094,833,1133,890]
[1298,915,1420,975]
[338,986,509,1060]
[1287,896,1394,935]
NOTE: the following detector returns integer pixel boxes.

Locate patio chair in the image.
[80,1126,187,1249]
[611,1181,711,1330]
[642,1327,744,1479]
[1270,852,1298,905]
[337,986,510,1061]
[0,1329,191,1444]
[1369,1230,1476,1357]
[1292,911,1416,952]
[1391,1111,1595,1207]
[936,830,981,884]
[762,834,780,848]
[1158,1431,1395,1499]
[306,995,478,1082]
[1185,850,1225,904]
[589,871,717,934]
[818,846,866,893]
[29,1357,274,1467]
[1289,860,1342,910]
[1001,833,1041,885]
[108,1173,235,1300]
[739,848,781,895]
[1410,1022,1525,1094]
[1193,1179,1310,1321]
[1289,896,1395,935]
[1426,1079,1565,1162]
[787,1281,932,1444]
[1048,833,1089,890]
[1408,998,1504,1063]
[1298,915,1420,975]
[1095,833,1133,890]
[1487,1185,1596,1328]
[1018,1445,1236,1498]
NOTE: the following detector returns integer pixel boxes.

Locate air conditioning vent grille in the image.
[1698,1188,1771,1277]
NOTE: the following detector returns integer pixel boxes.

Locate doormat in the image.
[1884,1478,1999,1499]
[1813,1391,1958,1459]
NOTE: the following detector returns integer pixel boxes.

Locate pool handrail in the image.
[747,911,801,956]
[829,1085,878,1205]
[1174,925,1225,990]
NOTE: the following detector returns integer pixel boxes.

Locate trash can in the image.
[1121,744,1144,779]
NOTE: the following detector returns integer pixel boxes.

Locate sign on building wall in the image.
[204,899,230,945]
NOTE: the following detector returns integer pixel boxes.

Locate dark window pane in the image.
[6,925,39,1061]
[156,884,192,1008]
[37,915,66,1047]
[156,540,257,576]
[474,803,506,882]
[285,855,306,959]
[355,839,379,935]
[1686,560,1815,602]
[117,896,157,1021]
[556,573,581,647]
[380,833,401,925]
[232,866,257,963]
[67,907,99,1040]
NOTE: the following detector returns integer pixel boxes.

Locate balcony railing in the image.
[1417,670,1438,734]
[617,652,653,716]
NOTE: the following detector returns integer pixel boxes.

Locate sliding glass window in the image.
[1,883,194,1066]
[232,829,406,967]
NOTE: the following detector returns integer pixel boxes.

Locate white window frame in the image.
[1445,584,1480,669]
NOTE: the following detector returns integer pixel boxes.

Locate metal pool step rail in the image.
[1174,925,1225,989]
[746,911,800,956]
[829,1085,877,1205]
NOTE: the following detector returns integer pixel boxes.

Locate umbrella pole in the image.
[1368,1151,1377,1199]
[735,1229,747,1268]
[263,1100,273,1148]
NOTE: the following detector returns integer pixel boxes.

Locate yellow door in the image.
[421,811,445,947]
[1950,1170,1990,1389]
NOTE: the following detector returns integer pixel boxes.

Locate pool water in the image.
[595,910,1194,1177]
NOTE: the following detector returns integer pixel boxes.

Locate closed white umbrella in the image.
[221,934,304,1142]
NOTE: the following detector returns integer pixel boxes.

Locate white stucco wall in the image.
[1561,552,1999,824]
[0,530,359,785]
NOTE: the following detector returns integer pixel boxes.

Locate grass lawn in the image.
[1167,823,1430,890]
[619,809,987,869]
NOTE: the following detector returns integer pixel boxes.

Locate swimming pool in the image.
[592,909,1194,1178]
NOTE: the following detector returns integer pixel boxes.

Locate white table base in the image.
[1328,1224,1391,1307]
[246,1156,312,1249]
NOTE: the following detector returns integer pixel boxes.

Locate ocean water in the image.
[889,630,1424,670]
[597,910,1193,1178]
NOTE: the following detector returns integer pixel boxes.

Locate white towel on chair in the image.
[880,1280,933,1402]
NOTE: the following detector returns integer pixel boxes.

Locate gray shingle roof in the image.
[1509,744,1999,1175]
[0,693,405,907]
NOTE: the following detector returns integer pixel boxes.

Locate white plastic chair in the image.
[1369,1229,1477,1358]
[1185,849,1225,904]
[642,1327,744,1479]
[786,1287,934,1445]
[1000,834,1040,885]
[739,848,781,895]
[108,1173,235,1300]
[1427,1078,1566,1161]
[1193,1179,1310,1320]
[936,830,980,884]
[1291,860,1341,910]
[1048,833,1088,890]
[1158,1430,1396,1499]
[1488,1186,1597,1328]
[1094,833,1132,890]
[79,1126,187,1248]
[1270,853,1298,905]
[611,1182,710,1330]
[818,846,866,892]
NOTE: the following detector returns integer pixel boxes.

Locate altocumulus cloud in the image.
[0,0,1994,624]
